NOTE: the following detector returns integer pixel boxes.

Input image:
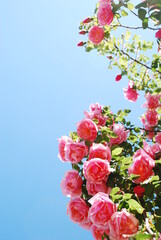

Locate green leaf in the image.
[110,187,120,196]
[138,8,147,20]
[123,193,133,200]
[122,157,132,165]
[127,3,134,10]
[130,174,140,180]
[135,1,147,9]
[136,233,152,240]
[149,175,159,182]
[113,194,123,200]
[104,31,110,39]
[112,147,123,156]
[155,159,161,164]
[128,199,144,214]
[121,10,128,17]
[142,18,148,29]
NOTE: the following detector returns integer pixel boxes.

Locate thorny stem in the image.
[113,44,161,74]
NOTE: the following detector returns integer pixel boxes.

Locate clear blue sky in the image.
[0,0,155,240]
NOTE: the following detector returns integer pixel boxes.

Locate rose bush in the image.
[58,0,161,239]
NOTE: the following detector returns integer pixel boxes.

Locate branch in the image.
[114,44,161,74]
[126,127,161,133]
[111,24,159,31]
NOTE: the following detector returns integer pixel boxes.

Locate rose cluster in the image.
[78,0,114,47]
[141,92,161,139]
[58,103,141,240]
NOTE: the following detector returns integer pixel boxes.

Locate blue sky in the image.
[0,0,156,240]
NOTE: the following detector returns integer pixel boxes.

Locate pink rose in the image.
[65,141,88,163]
[134,186,145,197]
[60,170,83,198]
[79,219,93,230]
[77,118,98,142]
[67,198,89,224]
[89,192,117,229]
[84,111,107,127]
[108,209,139,239]
[88,143,111,162]
[155,132,161,144]
[140,117,155,139]
[143,92,161,109]
[97,3,114,26]
[128,149,155,184]
[89,102,103,114]
[110,124,129,145]
[145,109,158,127]
[91,225,109,240]
[88,26,104,45]
[123,81,139,102]
[143,140,154,159]
[84,103,107,127]
[83,158,111,182]
[58,136,71,162]
[86,179,111,196]
[155,29,161,39]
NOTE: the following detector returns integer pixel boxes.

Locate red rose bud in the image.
[79,30,87,35]
[77,41,85,47]
[115,74,122,82]
[134,186,145,197]
[82,17,91,24]
[155,29,161,39]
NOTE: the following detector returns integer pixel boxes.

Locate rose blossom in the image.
[67,198,89,224]
[134,185,145,197]
[128,149,155,184]
[88,192,117,229]
[88,26,104,45]
[140,116,155,139]
[145,109,158,127]
[65,140,88,163]
[143,140,161,159]
[123,81,139,102]
[79,218,93,230]
[84,111,107,127]
[91,225,109,240]
[143,92,161,109]
[88,143,111,162]
[110,123,129,145]
[143,140,154,159]
[58,136,71,162]
[155,132,161,144]
[77,118,98,142]
[86,179,111,196]
[97,2,114,26]
[155,29,161,39]
[108,209,139,239]
[89,102,103,114]
[60,170,83,198]
[83,158,111,182]
[84,103,107,127]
